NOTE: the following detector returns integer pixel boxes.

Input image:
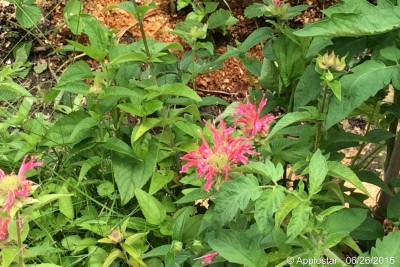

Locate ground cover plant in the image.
[1,0,400,266]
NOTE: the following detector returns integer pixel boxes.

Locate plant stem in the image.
[131,1,157,85]
[314,84,328,151]
[350,97,378,166]
[15,213,24,267]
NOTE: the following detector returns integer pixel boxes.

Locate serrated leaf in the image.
[108,52,148,65]
[309,149,328,196]
[0,81,32,96]
[255,187,285,233]
[294,0,400,37]
[104,137,137,158]
[214,175,262,225]
[275,194,301,226]
[294,63,323,110]
[244,3,269,18]
[146,83,202,102]
[15,1,42,28]
[133,118,161,142]
[69,117,98,143]
[174,188,212,204]
[326,60,398,128]
[207,230,268,267]
[322,231,349,249]
[267,107,319,139]
[112,146,157,204]
[327,161,371,197]
[207,9,231,29]
[370,231,400,267]
[240,27,274,52]
[286,201,312,242]
[58,61,92,85]
[135,188,166,225]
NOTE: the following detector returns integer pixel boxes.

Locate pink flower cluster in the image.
[198,252,218,264]
[180,95,275,191]
[0,155,43,242]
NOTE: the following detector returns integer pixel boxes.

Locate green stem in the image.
[350,97,378,166]
[15,213,24,267]
[287,81,296,113]
[314,84,329,151]
[131,1,157,85]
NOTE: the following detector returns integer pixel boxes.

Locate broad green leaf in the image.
[327,161,371,197]
[1,246,18,267]
[108,52,148,65]
[174,120,201,138]
[97,181,114,197]
[316,205,345,221]
[133,118,161,142]
[69,117,98,143]
[272,33,305,86]
[214,175,262,225]
[267,107,319,139]
[54,82,90,95]
[240,27,274,52]
[67,40,107,61]
[322,231,349,249]
[234,160,284,183]
[174,188,212,204]
[286,201,312,242]
[64,0,84,34]
[308,149,328,196]
[100,86,142,98]
[15,1,42,28]
[135,188,166,225]
[58,185,74,219]
[207,230,268,267]
[61,235,82,250]
[0,81,32,96]
[42,110,89,146]
[112,147,157,205]
[275,194,301,226]
[103,137,137,158]
[294,63,322,110]
[325,208,368,234]
[294,0,400,37]
[355,170,393,197]
[326,60,398,128]
[351,216,384,241]
[79,156,103,182]
[387,192,400,220]
[149,171,173,195]
[146,83,202,102]
[58,61,92,85]
[370,231,400,267]
[255,187,285,233]
[244,3,269,18]
[208,9,233,29]
[380,46,400,62]
[8,218,29,242]
[88,246,108,267]
[172,206,196,241]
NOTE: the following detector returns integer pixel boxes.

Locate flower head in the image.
[233,95,275,138]
[0,217,10,240]
[198,252,218,265]
[180,118,256,191]
[0,155,43,214]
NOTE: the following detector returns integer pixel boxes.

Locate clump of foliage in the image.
[1,0,400,266]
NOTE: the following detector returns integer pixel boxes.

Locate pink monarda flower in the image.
[198,252,218,264]
[233,95,275,138]
[180,118,256,191]
[0,217,10,240]
[0,155,43,214]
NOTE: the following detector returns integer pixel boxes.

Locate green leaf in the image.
[135,188,166,225]
[112,146,157,205]
[8,218,29,242]
[174,188,212,204]
[67,40,107,61]
[327,161,371,197]
[286,201,312,242]
[255,187,285,233]
[235,160,284,183]
[240,27,274,52]
[97,181,114,197]
[78,156,103,182]
[146,83,202,102]
[207,9,231,29]
[387,192,400,220]
[69,117,98,143]
[58,185,75,219]
[102,249,122,267]
[272,33,305,86]
[58,61,92,85]
[15,1,42,28]
[325,208,368,234]
[133,118,161,142]
[64,0,84,34]
[0,81,32,96]
[326,60,398,128]
[308,149,328,196]
[214,175,262,225]
[371,231,400,267]
[244,3,269,18]
[294,63,322,110]
[108,52,148,65]
[149,171,173,195]
[103,137,137,158]
[275,194,301,226]
[327,79,342,100]
[294,0,400,37]
[351,216,384,241]
[207,230,268,267]
[172,206,197,241]
[356,170,393,197]
[267,107,319,139]
[322,231,349,249]
[380,46,400,62]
